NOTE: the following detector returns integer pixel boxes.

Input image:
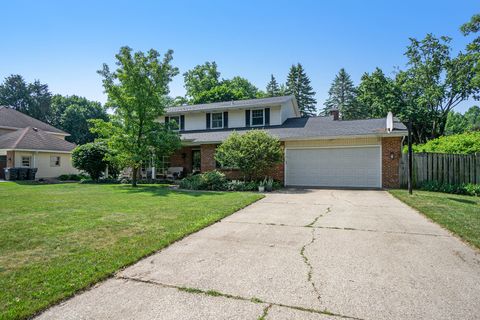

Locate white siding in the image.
[184,113,205,131]
[14,151,78,178]
[281,100,297,123]
[159,105,287,130]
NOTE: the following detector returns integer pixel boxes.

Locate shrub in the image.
[58,174,88,181]
[180,171,227,190]
[420,181,480,196]
[412,131,480,154]
[215,130,283,180]
[72,142,111,181]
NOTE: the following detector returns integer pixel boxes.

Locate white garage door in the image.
[285,146,381,188]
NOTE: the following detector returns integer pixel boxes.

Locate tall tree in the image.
[323,68,362,119]
[92,47,181,186]
[445,105,480,134]
[394,33,480,142]
[0,75,52,123]
[183,61,220,102]
[286,63,317,116]
[356,68,399,119]
[266,74,281,97]
[0,75,30,113]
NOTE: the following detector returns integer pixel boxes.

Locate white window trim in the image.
[21,156,31,167]
[251,108,265,127]
[210,112,224,129]
[169,115,181,131]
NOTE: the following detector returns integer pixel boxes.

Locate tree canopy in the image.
[51,95,109,145]
[266,74,281,97]
[92,46,181,186]
[412,131,480,154]
[0,75,52,123]
[182,62,261,104]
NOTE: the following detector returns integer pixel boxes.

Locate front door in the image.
[192,150,201,173]
[0,156,6,179]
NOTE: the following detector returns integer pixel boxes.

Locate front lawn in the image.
[0,182,262,320]
[389,190,480,249]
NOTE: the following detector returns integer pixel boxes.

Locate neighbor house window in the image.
[50,156,61,167]
[251,109,265,126]
[211,112,224,129]
[169,116,180,131]
[158,156,170,175]
[21,156,31,167]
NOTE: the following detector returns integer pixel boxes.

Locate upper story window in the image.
[211,112,224,129]
[169,115,180,131]
[251,109,265,126]
[21,156,31,167]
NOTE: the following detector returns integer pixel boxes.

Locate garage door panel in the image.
[285,147,381,188]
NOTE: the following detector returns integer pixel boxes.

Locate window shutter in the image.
[245,110,250,127]
[206,113,211,129]
[265,108,270,126]
[180,115,185,131]
[223,111,228,128]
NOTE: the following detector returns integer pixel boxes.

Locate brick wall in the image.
[169,146,193,174]
[200,144,216,172]
[382,136,403,188]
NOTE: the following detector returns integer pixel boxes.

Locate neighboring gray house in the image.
[0,107,78,179]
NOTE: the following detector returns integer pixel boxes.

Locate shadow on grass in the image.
[118,185,226,197]
[447,197,478,205]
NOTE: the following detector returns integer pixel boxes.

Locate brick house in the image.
[160,96,407,188]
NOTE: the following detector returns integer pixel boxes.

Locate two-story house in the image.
[160,95,407,188]
[0,107,78,179]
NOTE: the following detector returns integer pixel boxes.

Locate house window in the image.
[50,156,61,167]
[21,156,31,167]
[158,156,170,175]
[211,112,224,129]
[169,116,180,131]
[251,109,265,126]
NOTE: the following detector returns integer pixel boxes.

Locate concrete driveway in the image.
[37,190,480,320]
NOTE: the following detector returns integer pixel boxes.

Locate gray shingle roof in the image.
[179,116,407,144]
[0,127,76,151]
[166,95,295,114]
[0,106,67,134]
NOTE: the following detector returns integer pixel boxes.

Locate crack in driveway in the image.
[116,275,363,319]
[300,207,331,305]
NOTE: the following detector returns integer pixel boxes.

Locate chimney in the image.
[329,109,339,121]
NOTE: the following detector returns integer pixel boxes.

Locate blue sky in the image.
[1,0,478,112]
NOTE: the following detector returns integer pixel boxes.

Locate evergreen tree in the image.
[266,74,281,97]
[286,63,317,116]
[323,68,362,119]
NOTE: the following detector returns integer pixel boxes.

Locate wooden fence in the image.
[399,152,480,187]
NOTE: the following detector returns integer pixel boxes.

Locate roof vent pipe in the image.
[329,109,339,121]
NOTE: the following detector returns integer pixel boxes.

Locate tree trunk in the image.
[132,167,138,187]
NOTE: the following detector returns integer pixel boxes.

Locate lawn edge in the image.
[29,190,264,320]
[387,189,480,252]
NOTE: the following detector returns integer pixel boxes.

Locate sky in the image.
[1,0,478,113]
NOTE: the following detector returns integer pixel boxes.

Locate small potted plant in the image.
[265,177,274,192]
[258,179,266,192]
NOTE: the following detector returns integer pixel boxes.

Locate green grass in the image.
[0,182,262,320]
[389,189,480,249]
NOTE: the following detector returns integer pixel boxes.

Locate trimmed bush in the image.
[58,174,88,181]
[420,181,480,196]
[179,171,227,191]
